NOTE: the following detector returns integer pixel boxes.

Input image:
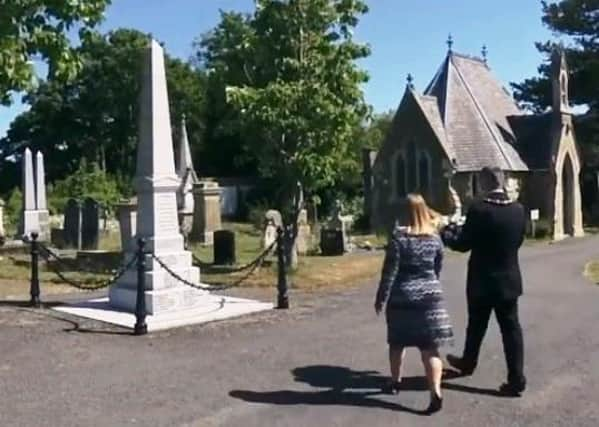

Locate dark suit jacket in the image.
[442,191,526,302]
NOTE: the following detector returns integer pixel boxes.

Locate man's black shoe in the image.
[498,382,525,397]
[446,354,475,376]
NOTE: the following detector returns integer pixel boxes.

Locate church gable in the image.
[374,87,450,205]
[424,52,528,172]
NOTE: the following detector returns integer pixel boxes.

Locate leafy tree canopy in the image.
[199,0,371,217]
[0,0,111,104]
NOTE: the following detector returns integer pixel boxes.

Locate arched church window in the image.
[418,152,431,195]
[396,154,407,198]
[408,141,418,191]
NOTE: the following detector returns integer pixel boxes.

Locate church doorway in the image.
[562,154,575,236]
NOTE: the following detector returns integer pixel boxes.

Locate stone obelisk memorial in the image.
[20,148,49,240]
[109,40,205,314]
[55,40,271,331]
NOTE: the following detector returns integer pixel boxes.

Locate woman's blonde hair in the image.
[406,193,439,235]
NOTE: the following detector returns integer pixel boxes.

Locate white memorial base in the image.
[52,294,273,332]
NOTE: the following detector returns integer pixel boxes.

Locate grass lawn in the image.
[583,261,599,284]
[0,222,386,300]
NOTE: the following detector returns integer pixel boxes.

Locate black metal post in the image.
[29,232,41,308]
[276,227,289,309]
[134,238,148,335]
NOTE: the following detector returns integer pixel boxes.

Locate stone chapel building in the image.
[369,46,584,240]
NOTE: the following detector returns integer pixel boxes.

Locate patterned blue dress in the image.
[375,228,454,349]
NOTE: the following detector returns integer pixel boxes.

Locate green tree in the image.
[48,161,121,214]
[201,0,371,264]
[0,0,111,104]
[203,0,370,214]
[194,11,258,176]
[0,29,206,189]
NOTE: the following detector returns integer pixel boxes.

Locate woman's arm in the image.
[442,207,478,253]
[375,234,401,312]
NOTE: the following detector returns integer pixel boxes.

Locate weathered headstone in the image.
[81,197,101,250]
[63,199,81,249]
[35,151,50,240]
[262,209,282,249]
[214,230,236,265]
[19,149,50,240]
[320,229,345,256]
[296,208,311,255]
[109,40,203,315]
[176,116,199,241]
[328,200,353,252]
[116,199,137,253]
[20,148,39,237]
[190,181,222,245]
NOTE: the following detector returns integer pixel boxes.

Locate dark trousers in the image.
[463,298,525,386]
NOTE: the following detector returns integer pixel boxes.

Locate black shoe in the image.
[446,354,475,376]
[499,382,525,397]
[382,380,401,395]
[425,391,443,415]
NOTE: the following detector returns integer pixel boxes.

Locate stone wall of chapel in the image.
[371,96,451,233]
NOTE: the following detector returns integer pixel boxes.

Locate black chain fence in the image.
[156,240,276,291]
[38,243,137,291]
[23,229,289,334]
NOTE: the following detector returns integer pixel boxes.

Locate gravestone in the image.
[214,230,236,265]
[190,181,222,245]
[19,148,50,240]
[109,40,204,315]
[63,199,81,249]
[296,208,311,255]
[176,116,199,243]
[35,151,50,240]
[116,199,137,253]
[328,200,353,252]
[262,209,282,250]
[320,229,345,256]
[81,198,101,250]
[20,148,39,237]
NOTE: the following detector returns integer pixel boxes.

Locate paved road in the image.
[1,237,599,427]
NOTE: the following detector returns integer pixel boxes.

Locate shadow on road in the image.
[0,302,132,336]
[230,365,510,414]
[230,365,434,415]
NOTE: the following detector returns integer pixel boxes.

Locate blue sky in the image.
[0,0,556,137]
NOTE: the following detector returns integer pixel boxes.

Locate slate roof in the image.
[420,52,540,172]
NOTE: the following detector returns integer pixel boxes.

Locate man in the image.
[442,166,526,396]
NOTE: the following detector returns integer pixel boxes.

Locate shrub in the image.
[4,188,23,234]
[248,199,271,231]
[48,162,122,216]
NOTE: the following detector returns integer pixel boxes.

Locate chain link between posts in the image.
[38,244,138,291]
[154,241,276,291]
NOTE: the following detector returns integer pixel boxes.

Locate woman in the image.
[374,194,453,414]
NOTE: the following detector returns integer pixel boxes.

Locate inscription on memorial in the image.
[153,293,178,313]
[156,193,179,233]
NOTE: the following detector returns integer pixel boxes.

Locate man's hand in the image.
[374,301,383,316]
